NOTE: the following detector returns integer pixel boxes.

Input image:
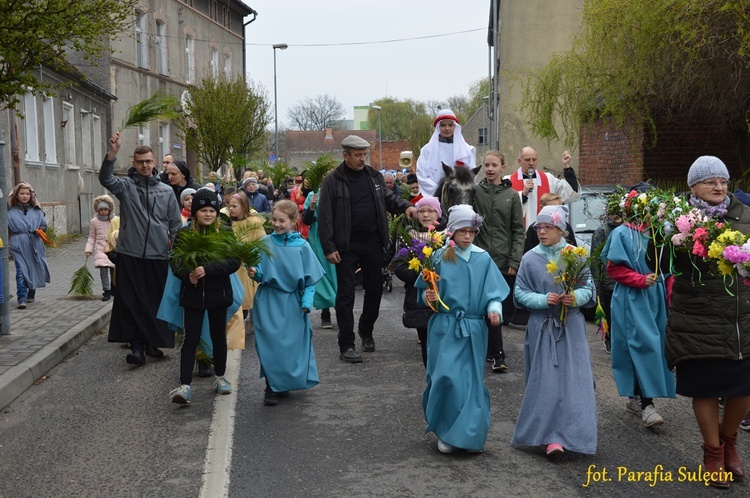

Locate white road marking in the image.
[200,348,242,498]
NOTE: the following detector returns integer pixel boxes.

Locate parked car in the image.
[569,186,615,252]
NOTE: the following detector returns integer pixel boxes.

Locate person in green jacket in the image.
[473,151,525,372]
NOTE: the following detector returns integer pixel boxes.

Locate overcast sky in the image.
[245,1,490,127]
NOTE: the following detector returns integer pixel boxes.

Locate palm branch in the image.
[304,154,337,193]
[267,161,295,189]
[399,184,411,201]
[68,260,94,297]
[121,92,180,130]
[171,227,270,273]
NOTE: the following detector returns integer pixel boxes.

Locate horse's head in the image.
[439,163,480,213]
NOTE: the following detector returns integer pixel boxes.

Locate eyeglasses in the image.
[134,159,154,166]
[533,224,557,232]
[454,228,478,235]
[418,207,437,214]
[700,180,730,189]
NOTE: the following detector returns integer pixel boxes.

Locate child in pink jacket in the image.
[85,195,117,301]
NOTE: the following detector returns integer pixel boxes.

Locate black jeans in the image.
[335,239,384,352]
[417,326,428,368]
[486,318,504,360]
[180,307,227,385]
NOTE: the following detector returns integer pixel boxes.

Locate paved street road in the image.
[1,280,748,497]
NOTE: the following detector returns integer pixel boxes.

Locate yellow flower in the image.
[422,246,433,257]
[717,259,735,275]
[717,230,745,246]
[573,246,588,257]
[708,241,725,259]
[408,257,421,271]
[546,260,558,274]
[638,193,648,205]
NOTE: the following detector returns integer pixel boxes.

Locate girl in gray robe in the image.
[511,205,597,455]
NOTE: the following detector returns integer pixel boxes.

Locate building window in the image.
[210,48,219,79]
[136,12,149,69]
[159,122,170,162]
[81,111,92,168]
[185,35,195,84]
[182,0,193,6]
[222,7,231,29]
[24,92,40,162]
[210,0,219,22]
[224,53,232,78]
[138,125,149,146]
[93,115,102,167]
[62,103,76,166]
[478,127,488,145]
[42,96,57,164]
[156,21,168,75]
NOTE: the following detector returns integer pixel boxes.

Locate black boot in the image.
[321,308,332,329]
[102,290,112,302]
[126,343,146,366]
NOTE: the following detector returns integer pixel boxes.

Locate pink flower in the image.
[744,278,750,287]
[671,232,690,246]
[449,240,456,247]
[693,227,709,244]
[723,245,750,264]
[675,215,693,234]
[716,222,724,229]
[550,211,562,224]
[692,240,708,258]
[428,225,435,231]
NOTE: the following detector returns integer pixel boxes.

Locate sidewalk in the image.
[0,238,112,411]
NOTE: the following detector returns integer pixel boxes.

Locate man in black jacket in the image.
[318,135,416,363]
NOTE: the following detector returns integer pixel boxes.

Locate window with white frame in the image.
[42,95,57,164]
[24,92,40,162]
[185,35,195,83]
[224,53,232,78]
[62,102,76,166]
[210,48,219,79]
[81,111,92,168]
[136,12,149,69]
[478,127,488,145]
[159,122,170,162]
[138,125,150,146]
[156,21,168,75]
[93,115,102,167]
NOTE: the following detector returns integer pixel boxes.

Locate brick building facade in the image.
[580,116,748,190]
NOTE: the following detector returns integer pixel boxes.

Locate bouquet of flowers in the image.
[546,245,592,324]
[395,225,451,311]
[671,209,750,285]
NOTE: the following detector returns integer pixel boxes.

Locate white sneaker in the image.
[437,438,454,454]
[642,405,664,427]
[625,396,642,415]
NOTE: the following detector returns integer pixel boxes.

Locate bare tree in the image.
[287,94,346,130]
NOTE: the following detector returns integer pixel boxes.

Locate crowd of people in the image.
[9,108,738,489]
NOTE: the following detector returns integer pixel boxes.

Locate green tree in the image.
[368,98,434,159]
[464,79,491,121]
[178,76,271,174]
[522,0,750,165]
[0,0,137,111]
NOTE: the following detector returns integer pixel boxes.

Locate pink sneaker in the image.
[546,443,564,456]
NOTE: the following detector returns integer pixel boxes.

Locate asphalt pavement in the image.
[0,239,749,496]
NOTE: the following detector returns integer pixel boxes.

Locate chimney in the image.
[324,127,333,140]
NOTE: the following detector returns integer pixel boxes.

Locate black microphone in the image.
[527,167,535,192]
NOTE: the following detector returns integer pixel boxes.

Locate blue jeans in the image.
[15,259,28,303]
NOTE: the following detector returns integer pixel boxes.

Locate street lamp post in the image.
[371,105,382,170]
[272,43,288,165]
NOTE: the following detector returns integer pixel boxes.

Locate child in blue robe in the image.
[249,200,325,406]
[511,205,597,456]
[602,218,675,426]
[416,204,508,453]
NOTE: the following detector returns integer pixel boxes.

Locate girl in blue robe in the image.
[302,189,337,327]
[601,222,675,426]
[416,205,508,453]
[7,182,51,309]
[249,200,324,406]
[511,205,597,456]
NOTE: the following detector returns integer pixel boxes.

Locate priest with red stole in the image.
[508,147,581,229]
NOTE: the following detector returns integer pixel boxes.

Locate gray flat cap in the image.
[341,135,370,150]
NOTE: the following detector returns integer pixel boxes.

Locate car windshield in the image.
[570,194,607,234]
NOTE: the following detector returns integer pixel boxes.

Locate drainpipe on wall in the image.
[0,114,9,334]
[242,8,258,81]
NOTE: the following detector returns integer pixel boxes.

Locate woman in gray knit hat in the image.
[651,155,750,488]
